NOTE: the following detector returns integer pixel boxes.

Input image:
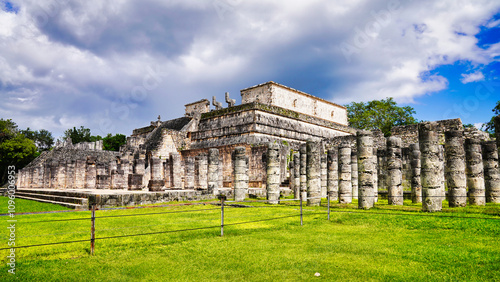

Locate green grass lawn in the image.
[1,197,499,281]
[0,196,71,214]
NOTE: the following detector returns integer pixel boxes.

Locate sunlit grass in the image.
[0,196,499,281]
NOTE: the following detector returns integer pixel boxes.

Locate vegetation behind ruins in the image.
[345,98,419,136]
[1,197,499,281]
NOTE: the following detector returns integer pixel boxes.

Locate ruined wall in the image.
[193,103,353,149]
[185,99,210,117]
[390,118,463,146]
[240,82,348,125]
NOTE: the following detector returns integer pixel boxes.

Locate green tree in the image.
[482,100,500,133]
[0,120,38,184]
[0,119,18,143]
[21,128,54,151]
[345,98,418,136]
[63,126,102,144]
[103,133,126,151]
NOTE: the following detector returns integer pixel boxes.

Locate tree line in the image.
[0,120,126,185]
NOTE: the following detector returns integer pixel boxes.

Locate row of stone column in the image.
[419,122,500,211]
[18,149,225,193]
[160,150,222,191]
[284,124,500,210]
[18,158,133,190]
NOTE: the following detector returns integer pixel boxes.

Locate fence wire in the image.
[2,196,499,252]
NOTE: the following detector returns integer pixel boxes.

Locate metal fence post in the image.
[220,196,225,236]
[327,194,330,221]
[300,193,303,226]
[90,204,96,255]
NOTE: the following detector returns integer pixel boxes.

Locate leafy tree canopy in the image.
[345,98,418,136]
[0,118,17,143]
[0,119,39,184]
[103,133,126,151]
[63,126,125,151]
[482,100,500,133]
[21,128,54,152]
[63,126,102,144]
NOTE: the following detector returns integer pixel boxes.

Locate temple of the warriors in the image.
[14,81,500,211]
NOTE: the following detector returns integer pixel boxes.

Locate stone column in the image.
[481,141,500,203]
[56,161,66,189]
[134,159,145,175]
[184,157,195,189]
[357,130,375,209]
[327,148,339,201]
[409,143,422,204]
[150,158,163,180]
[465,137,485,205]
[419,122,442,212]
[218,160,223,191]
[122,160,131,176]
[164,159,171,189]
[208,149,220,195]
[300,144,307,201]
[196,154,208,191]
[386,137,403,205]
[438,145,446,202]
[495,115,500,167]
[74,160,85,189]
[289,152,295,196]
[372,148,378,203]
[37,165,44,188]
[351,150,358,200]
[43,163,51,188]
[306,141,321,206]
[377,149,386,193]
[321,151,327,197]
[66,161,75,189]
[293,152,300,199]
[267,143,281,204]
[33,166,40,188]
[338,142,352,204]
[111,161,126,190]
[233,147,249,201]
[171,153,182,189]
[85,158,97,189]
[148,158,164,191]
[444,130,467,207]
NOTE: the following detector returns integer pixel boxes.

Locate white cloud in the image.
[461,71,485,84]
[0,0,499,137]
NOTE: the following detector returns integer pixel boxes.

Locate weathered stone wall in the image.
[240,81,348,125]
[185,99,210,117]
[193,105,352,149]
[391,118,463,146]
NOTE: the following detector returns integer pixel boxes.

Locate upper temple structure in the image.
[14,81,498,209]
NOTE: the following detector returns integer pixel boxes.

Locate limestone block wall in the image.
[185,99,210,117]
[391,118,463,146]
[193,105,352,150]
[240,81,348,125]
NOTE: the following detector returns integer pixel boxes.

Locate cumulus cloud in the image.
[461,71,485,84]
[0,0,499,137]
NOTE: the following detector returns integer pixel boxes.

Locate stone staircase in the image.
[14,189,89,210]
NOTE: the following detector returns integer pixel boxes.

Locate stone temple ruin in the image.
[15,81,500,210]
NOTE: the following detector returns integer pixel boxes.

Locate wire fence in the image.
[1,194,499,254]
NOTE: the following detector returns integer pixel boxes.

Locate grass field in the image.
[1,197,499,281]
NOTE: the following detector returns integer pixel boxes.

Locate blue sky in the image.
[0,0,499,138]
